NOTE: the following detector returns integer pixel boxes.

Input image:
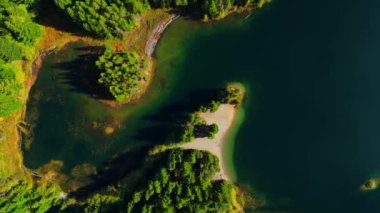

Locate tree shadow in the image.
[70,145,158,199]
[34,0,88,36]
[132,88,224,145]
[53,46,114,100]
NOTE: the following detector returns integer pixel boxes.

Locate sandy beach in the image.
[180,104,236,181]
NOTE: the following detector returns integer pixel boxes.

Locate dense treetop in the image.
[0,180,63,213]
[0,1,42,47]
[0,64,23,117]
[0,0,42,117]
[55,0,268,38]
[96,49,148,103]
[126,149,242,212]
[55,0,149,38]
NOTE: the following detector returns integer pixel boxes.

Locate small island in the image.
[360,178,379,191]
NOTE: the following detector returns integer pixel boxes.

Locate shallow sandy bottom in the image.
[180,104,235,181]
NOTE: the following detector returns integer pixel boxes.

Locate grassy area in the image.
[0,111,26,180]
[122,9,174,55]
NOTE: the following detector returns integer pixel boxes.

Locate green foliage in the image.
[96,49,148,103]
[9,0,37,6]
[127,149,239,212]
[0,94,22,117]
[219,85,243,105]
[200,85,244,113]
[80,193,120,213]
[150,0,267,18]
[55,0,267,38]
[55,0,149,38]
[0,0,43,46]
[0,65,23,117]
[0,0,42,117]
[171,113,206,144]
[0,181,63,213]
[200,99,221,112]
[257,0,268,8]
[207,123,219,139]
[0,37,23,62]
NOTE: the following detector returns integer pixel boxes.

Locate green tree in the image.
[96,49,148,103]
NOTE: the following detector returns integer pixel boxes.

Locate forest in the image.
[54,0,149,38]
[55,0,267,38]
[126,149,242,212]
[0,0,42,117]
[0,150,245,212]
[71,149,244,212]
[0,180,63,212]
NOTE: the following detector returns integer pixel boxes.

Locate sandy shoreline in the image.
[145,15,179,57]
[180,104,236,181]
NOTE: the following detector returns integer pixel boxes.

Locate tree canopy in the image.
[55,0,149,38]
[55,0,268,38]
[0,181,63,213]
[126,149,242,212]
[0,0,42,117]
[96,49,148,103]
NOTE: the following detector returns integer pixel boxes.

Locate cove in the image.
[24,0,380,212]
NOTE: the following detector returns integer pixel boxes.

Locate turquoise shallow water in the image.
[24,0,380,211]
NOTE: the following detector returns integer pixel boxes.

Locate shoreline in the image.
[180,104,237,181]
[145,15,179,57]
[221,104,245,182]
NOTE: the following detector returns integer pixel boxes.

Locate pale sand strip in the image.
[179,104,236,181]
[145,15,179,57]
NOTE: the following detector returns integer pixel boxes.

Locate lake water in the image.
[24,0,380,212]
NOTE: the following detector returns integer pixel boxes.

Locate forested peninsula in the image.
[0,0,268,212]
